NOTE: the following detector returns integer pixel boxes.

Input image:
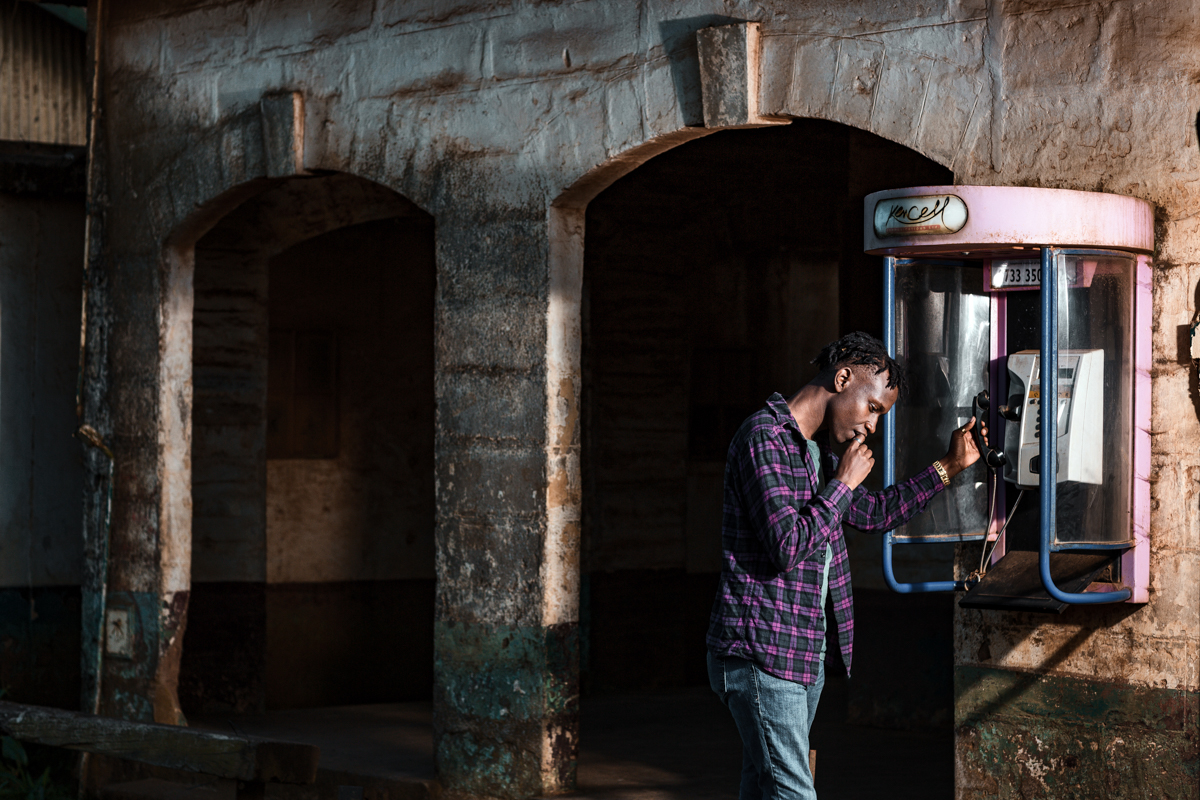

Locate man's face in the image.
[826,365,899,444]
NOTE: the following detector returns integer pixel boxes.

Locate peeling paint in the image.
[957,666,1199,798]
[433,620,578,797]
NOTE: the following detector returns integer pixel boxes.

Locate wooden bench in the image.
[0,701,320,800]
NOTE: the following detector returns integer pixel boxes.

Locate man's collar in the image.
[766,392,803,437]
[766,392,832,451]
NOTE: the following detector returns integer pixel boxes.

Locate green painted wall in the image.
[955,666,1199,799]
[433,620,578,798]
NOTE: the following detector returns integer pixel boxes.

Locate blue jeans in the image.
[707,651,825,800]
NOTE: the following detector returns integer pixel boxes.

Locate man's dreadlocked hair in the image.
[812,331,908,398]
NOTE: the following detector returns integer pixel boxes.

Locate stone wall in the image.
[263,216,436,709]
[265,217,435,587]
[943,5,1200,796]
[88,0,1199,796]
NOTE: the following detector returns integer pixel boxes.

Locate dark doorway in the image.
[180,176,436,714]
[581,120,955,733]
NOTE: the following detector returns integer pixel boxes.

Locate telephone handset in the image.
[971,390,1006,469]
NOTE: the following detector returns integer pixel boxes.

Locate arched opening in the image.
[177,174,436,723]
[577,119,955,793]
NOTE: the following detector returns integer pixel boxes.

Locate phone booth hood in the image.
[864,185,1152,257]
[865,185,1152,610]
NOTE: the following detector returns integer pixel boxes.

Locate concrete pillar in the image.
[431,199,579,798]
[696,22,786,129]
[80,86,310,723]
[79,240,191,724]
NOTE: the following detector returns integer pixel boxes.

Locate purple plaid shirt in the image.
[706,393,945,685]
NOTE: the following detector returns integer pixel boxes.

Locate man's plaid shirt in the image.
[706,393,945,685]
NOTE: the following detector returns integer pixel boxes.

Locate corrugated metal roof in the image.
[0,0,87,145]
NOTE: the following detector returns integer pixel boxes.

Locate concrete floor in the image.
[192,671,952,800]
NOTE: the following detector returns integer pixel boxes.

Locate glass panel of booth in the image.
[1001,251,1136,549]
[891,259,992,543]
[888,252,1136,549]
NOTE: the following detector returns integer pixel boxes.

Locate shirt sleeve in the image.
[843,464,945,532]
[738,427,856,573]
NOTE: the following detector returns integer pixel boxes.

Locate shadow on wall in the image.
[958,624,1093,722]
[263,218,436,710]
[958,599,1143,715]
[1191,110,1199,422]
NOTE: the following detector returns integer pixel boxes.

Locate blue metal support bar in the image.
[881,256,963,593]
[1037,247,1132,604]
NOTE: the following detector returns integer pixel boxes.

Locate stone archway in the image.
[83,92,323,723]
[82,20,988,791]
[81,81,444,724]
[538,20,972,794]
[177,173,435,716]
[545,22,978,590]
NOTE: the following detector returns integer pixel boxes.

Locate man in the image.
[706,331,987,800]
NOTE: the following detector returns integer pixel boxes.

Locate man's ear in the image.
[833,366,854,393]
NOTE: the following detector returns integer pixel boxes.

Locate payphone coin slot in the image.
[1028,455,1060,475]
[1030,455,1037,474]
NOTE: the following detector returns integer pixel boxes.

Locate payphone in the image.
[1002,349,1104,488]
[865,186,1151,609]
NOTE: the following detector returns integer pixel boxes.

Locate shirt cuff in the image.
[822,479,855,515]
[918,463,947,494]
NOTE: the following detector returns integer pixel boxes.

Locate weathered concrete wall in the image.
[263,217,437,711]
[943,5,1200,796]
[88,0,1199,795]
[584,122,847,576]
[192,174,425,584]
[191,198,270,586]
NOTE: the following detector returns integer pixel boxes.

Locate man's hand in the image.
[940,416,990,479]
[833,435,875,490]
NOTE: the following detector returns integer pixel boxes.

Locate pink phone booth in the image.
[865,186,1151,610]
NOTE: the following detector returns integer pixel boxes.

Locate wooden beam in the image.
[0,702,318,785]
